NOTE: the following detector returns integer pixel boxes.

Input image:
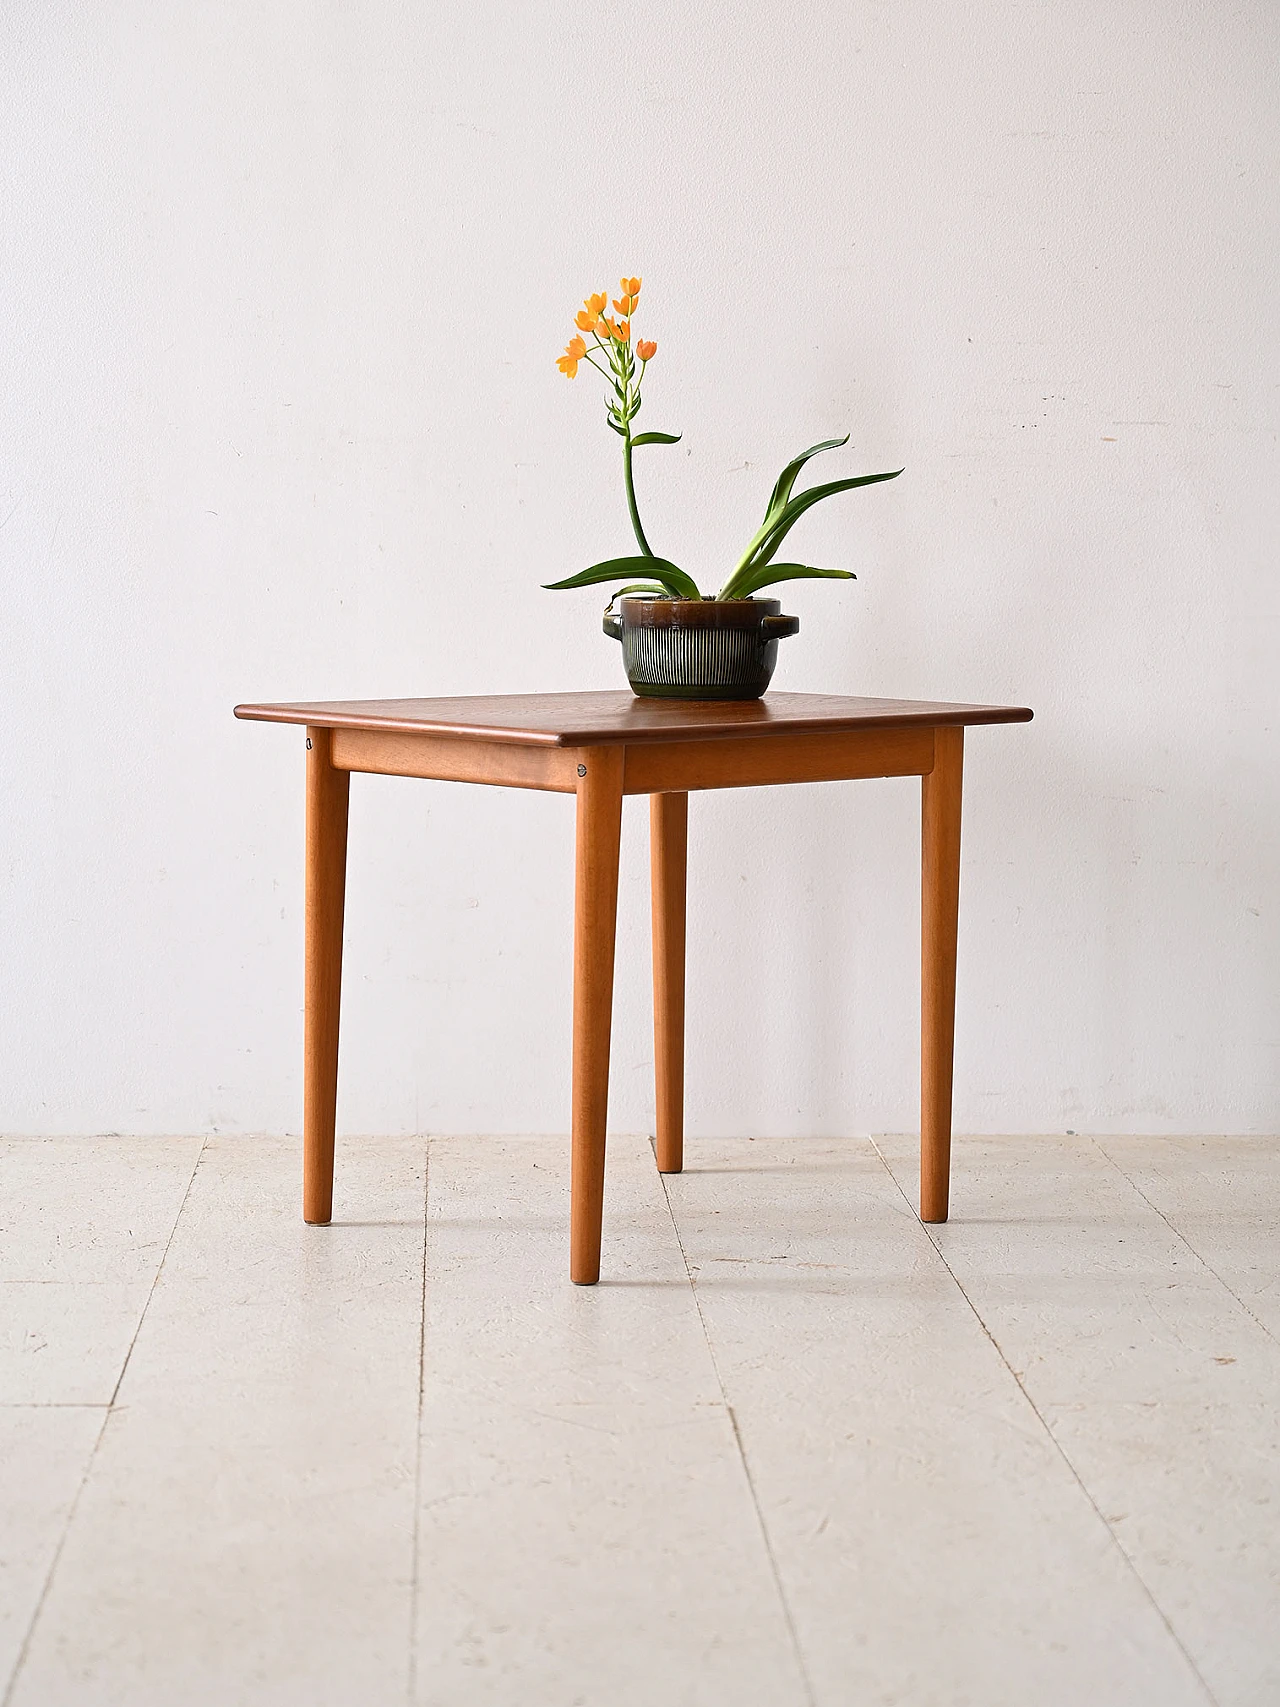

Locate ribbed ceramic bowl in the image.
[603,596,800,700]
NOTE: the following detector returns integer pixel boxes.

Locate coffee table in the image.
[234,691,1033,1282]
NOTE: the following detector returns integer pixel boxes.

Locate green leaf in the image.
[604,582,672,608]
[543,555,702,601]
[630,431,683,447]
[749,468,904,569]
[729,437,852,584]
[762,435,849,528]
[726,562,856,599]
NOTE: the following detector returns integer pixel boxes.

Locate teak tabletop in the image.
[235,690,1033,1282]
[234,689,1031,745]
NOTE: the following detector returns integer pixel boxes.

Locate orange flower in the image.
[620,276,641,297]
[636,338,657,361]
[584,292,607,316]
[575,309,599,332]
[556,334,587,377]
[598,315,618,340]
[612,295,633,315]
[614,318,630,342]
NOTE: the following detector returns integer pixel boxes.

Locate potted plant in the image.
[546,276,902,699]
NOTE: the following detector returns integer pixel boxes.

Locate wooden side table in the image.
[234,691,1032,1283]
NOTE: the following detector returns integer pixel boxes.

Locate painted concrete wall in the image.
[3,1,1277,1136]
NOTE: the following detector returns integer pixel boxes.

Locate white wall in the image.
[3,1,1277,1138]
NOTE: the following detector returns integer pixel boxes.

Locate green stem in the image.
[623,425,653,557]
[722,519,775,597]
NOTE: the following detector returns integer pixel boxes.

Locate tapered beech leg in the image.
[570,746,625,1284]
[303,727,350,1224]
[920,725,963,1223]
[650,792,688,1174]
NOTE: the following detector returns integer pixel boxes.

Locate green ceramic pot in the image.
[603,595,800,700]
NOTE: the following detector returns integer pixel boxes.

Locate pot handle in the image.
[762,614,800,640]
[603,612,624,642]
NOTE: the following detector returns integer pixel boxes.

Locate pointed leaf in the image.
[543,555,702,601]
[749,469,903,569]
[762,435,849,527]
[729,437,853,581]
[630,431,683,447]
[727,562,856,599]
[604,582,672,605]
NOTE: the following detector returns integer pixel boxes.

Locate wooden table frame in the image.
[235,693,1032,1283]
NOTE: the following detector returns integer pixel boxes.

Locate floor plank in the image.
[0,1137,202,1405]
[0,1406,105,1694]
[1098,1134,1280,1340]
[413,1133,808,1707]
[8,1135,427,1707]
[877,1132,1280,1707]
[668,1136,1211,1707]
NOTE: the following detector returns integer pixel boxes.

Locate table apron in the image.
[621,725,936,793]
[328,723,937,796]
[328,727,579,791]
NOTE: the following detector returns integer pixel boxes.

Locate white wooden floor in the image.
[1,1132,1277,1706]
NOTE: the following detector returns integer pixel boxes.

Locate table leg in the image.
[304,727,350,1225]
[570,746,625,1283]
[921,725,963,1222]
[650,792,688,1174]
